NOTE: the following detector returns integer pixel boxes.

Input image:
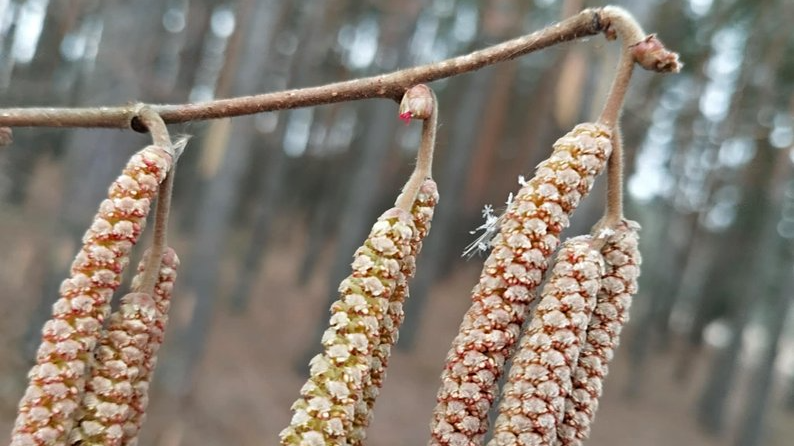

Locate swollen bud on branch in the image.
[429,123,612,446]
[399,84,435,123]
[489,236,603,446]
[280,209,416,446]
[11,145,172,446]
[558,221,641,445]
[630,34,682,73]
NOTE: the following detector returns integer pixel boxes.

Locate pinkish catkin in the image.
[429,123,612,446]
[67,247,179,446]
[558,221,641,445]
[487,236,603,446]
[11,145,172,446]
[123,247,179,445]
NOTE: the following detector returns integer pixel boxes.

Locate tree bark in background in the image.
[229,0,345,311]
[162,0,280,396]
[696,143,782,434]
[734,250,792,446]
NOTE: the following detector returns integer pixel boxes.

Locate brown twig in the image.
[136,110,175,294]
[595,5,681,228]
[0,6,676,131]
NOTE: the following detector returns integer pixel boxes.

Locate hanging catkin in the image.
[123,247,179,445]
[429,123,612,446]
[65,247,179,446]
[280,209,416,446]
[487,236,603,446]
[349,179,439,445]
[557,220,641,445]
[66,290,157,446]
[11,145,173,446]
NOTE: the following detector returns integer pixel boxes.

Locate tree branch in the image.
[0,6,677,131]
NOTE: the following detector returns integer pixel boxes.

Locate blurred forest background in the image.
[1,0,794,445]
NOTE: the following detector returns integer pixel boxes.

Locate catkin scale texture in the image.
[69,249,179,446]
[558,221,641,445]
[11,145,172,446]
[488,237,603,446]
[280,208,416,446]
[349,180,439,445]
[123,248,179,445]
[429,123,612,446]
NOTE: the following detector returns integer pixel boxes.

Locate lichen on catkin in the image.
[429,123,612,446]
[11,145,172,446]
[488,236,603,446]
[280,208,416,446]
[349,179,439,445]
[123,247,180,445]
[558,220,641,446]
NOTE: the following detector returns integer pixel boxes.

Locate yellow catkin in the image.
[280,208,416,446]
[11,145,172,446]
[429,123,612,446]
[488,236,603,446]
[349,179,439,445]
[558,220,641,446]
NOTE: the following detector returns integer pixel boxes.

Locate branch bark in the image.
[0,6,677,130]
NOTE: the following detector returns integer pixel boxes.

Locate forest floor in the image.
[1,216,794,446]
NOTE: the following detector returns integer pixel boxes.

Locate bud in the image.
[429,123,612,446]
[630,34,682,73]
[399,84,435,123]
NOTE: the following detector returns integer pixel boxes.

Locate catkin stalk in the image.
[488,236,603,446]
[11,145,173,446]
[429,123,612,446]
[280,208,416,446]
[557,220,641,445]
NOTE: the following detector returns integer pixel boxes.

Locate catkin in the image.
[280,208,416,446]
[67,291,157,446]
[488,236,603,446]
[557,221,641,445]
[11,145,172,446]
[429,123,612,446]
[349,179,439,445]
[123,247,179,445]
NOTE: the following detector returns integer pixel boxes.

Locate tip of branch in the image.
[631,34,682,73]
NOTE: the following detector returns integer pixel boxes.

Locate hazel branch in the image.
[0,6,677,131]
[136,110,174,295]
[596,6,681,227]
